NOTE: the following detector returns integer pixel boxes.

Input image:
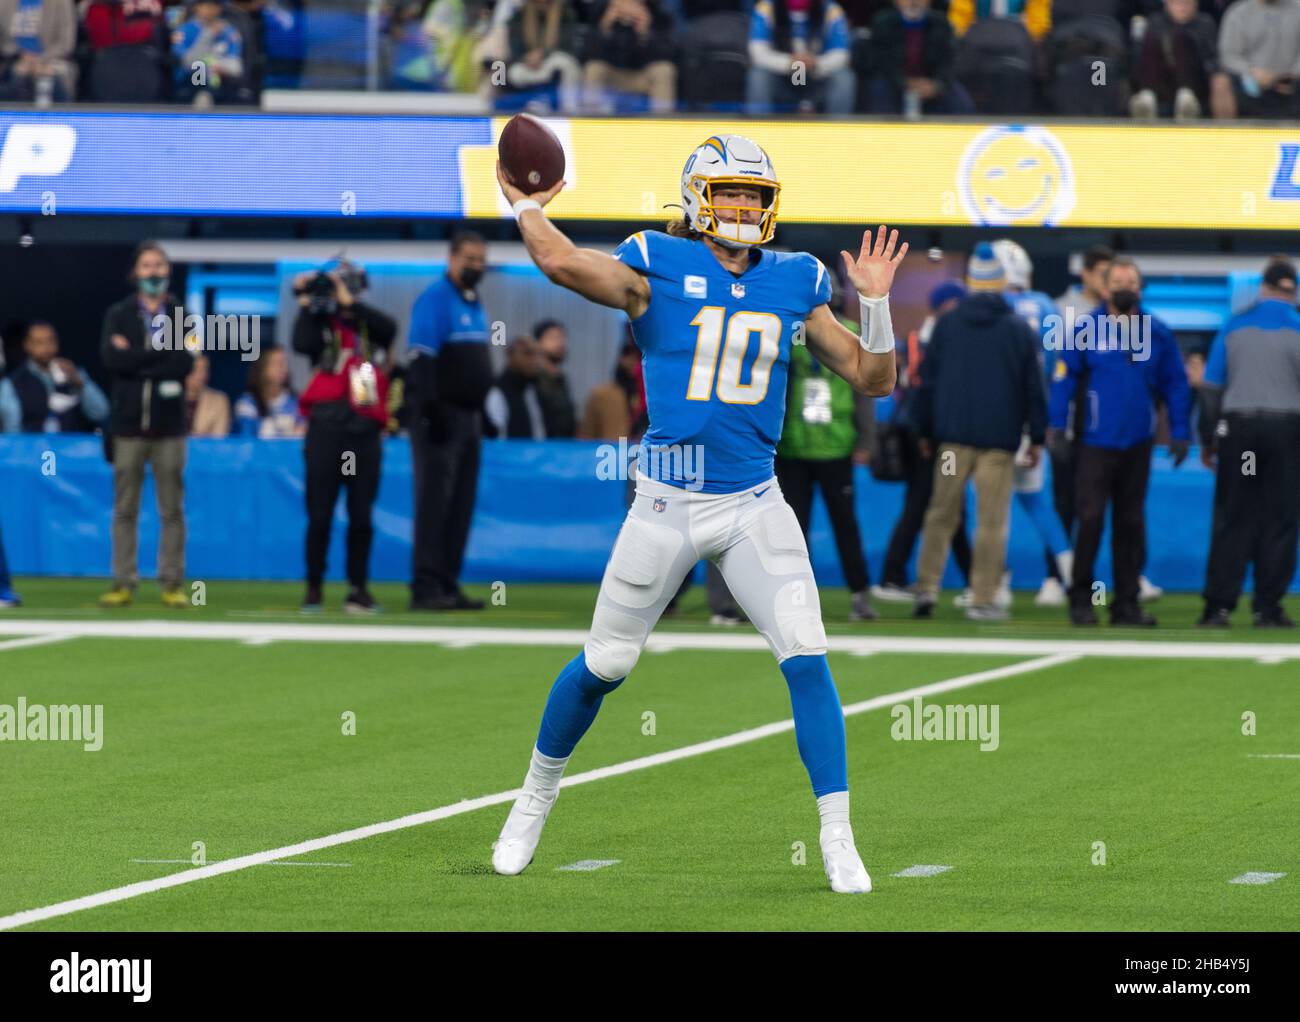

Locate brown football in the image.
[498,113,566,194]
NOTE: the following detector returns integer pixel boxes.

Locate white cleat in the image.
[1138,575,1163,603]
[820,826,873,894]
[1034,577,1067,607]
[492,789,558,876]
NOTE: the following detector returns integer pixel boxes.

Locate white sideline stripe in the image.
[0,634,75,654]
[1247,754,1300,760]
[0,652,1074,932]
[1,619,1298,660]
[1229,871,1287,885]
[893,864,953,878]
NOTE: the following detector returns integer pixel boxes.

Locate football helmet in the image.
[680,134,780,248]
[991,238,1033,289]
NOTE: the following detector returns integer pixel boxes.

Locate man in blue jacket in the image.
[1047,256,1191,627]
[912,243,1047,621]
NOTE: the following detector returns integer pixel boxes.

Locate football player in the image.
[991,238,1073,608]
[492,134,904,893]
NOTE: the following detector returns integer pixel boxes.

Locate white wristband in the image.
[512,198,542,219]
[858,293,896,354]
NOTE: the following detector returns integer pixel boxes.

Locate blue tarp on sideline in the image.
[0,435,1294,593]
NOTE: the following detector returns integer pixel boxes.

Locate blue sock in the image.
[1016,489,1069,558]
[779,654,848,798]
[536,652,625,759]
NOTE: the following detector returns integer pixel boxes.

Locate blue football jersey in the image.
[1005,288,1057,384]
[613,230,833,494]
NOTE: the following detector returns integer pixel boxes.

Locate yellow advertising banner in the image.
[460,118,1300,230]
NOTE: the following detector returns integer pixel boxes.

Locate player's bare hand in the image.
[842,225,908,300]
[496,160,565,209]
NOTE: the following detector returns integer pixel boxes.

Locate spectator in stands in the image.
[234,345,303,437]
[224,0,267,101]
[184,353,231,437]
[912,244,1047,622]
[948,0,1051,40]
[0,322,109,433]
[0,0,76,101]
[99,241,194,610]
[1217,0,1300,118]
[407,230,492,611]
[421,0,491,93]
[872,281,976,605]
[747,0,856,115]
[172,0,245,106]
[582,0,677,112]
[293,262,397,615]
[1130,0,1229,120]
[775,267,879,622]
[577,334,646,440]
[478,0,582,113]
[1198,258,1300,628]
[485,335,547,437]
[83,0,168,102]
[1047,256,1191,628]
[866,0,974,114]
[533,318,577,437]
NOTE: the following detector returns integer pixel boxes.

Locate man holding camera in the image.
[293,261,396,614]
[407,230,493,611]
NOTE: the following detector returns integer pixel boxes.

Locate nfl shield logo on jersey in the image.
[653,496,667,513]
[731,282,745,298]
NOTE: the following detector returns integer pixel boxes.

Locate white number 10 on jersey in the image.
[686,308,781,405]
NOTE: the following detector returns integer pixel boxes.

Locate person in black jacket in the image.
[484,336,547,439]
[911,242,1047,621]
[866,0,974,114]
[292,262,397,614]
[99,241,195,609]
[1130,0,1225,120]
[582,0,678,112]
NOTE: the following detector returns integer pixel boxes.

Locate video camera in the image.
[294,259,369,315]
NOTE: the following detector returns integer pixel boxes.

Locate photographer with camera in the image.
[292,260,397,614]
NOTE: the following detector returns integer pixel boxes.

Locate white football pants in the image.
[584,474,830,682]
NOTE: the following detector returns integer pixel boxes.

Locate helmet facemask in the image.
[688,177,780,249]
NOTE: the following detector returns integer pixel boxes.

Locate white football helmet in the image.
[680,134,780,248]
[991,238,1033,290]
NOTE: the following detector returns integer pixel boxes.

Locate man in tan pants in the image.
[911,242,1047,620]
[99,242,195,608]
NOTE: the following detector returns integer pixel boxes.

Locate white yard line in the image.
[0,652,1075,931]
[0,619,1297,660]
[0,634,76,654]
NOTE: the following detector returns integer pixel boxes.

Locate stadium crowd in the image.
[2,0,1300,118]
[1,234,1297,628]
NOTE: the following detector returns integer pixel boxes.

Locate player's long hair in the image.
[666,215,704,241]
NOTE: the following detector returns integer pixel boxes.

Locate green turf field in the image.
[2,578,1298,931]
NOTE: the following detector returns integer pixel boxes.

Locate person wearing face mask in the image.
[99,241,195,609]
[1046,256,1191,628]
[407,229,493,611]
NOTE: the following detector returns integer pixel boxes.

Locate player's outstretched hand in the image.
[841,225,908,300]
[496,160,566,209]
